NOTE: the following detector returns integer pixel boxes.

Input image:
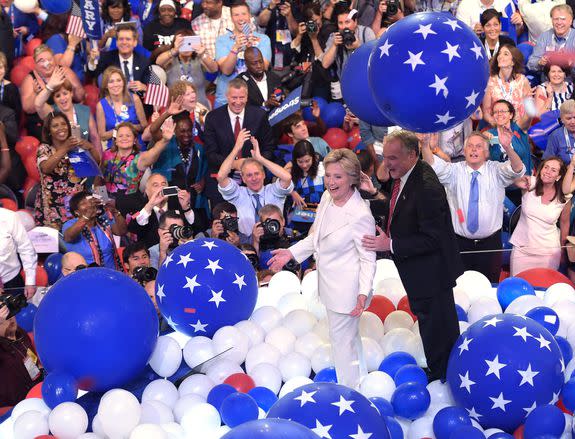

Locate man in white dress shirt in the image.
[422,130,525,282]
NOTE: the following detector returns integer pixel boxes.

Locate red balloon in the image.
[0,198,17,211]
[24,154,40,182]
[16,136,40,159]
[279,133,291,145]
[366,295,396,323]
[22,265,48,287]
[224,373,256,393]
[180,7,192,21]
[23,177,38,201]
[323,128,349,150]
[513,424,524,439]
[25,38,42,57]
[35,436,56,439]
[347,127,361,149]
[26,382,43,399]
[515,268,575,289]
[10,64,32,87]
[397,295,417,321]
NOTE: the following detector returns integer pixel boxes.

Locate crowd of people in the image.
[1,0,575,409]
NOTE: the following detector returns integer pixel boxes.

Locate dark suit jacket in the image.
[238,71,283,108]
[91,50,151,83]
[388,160,464,299]
[203,104,275,174]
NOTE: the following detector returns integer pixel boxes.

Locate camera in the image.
[284,259,301,276]
[219,215,240,240]
[386,0,400,16]
[170,224,194,241]
[261,218,281,238]
[132,266,158,285]
[245,253,259,269]
[305,20,318,34]
[340,28,356,46]
[0,294,27,319]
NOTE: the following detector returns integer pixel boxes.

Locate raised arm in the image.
[499,126,525,174]
[217,129,250,187]
[137,117,175,170]
[250,136,291,188]
[563,154,575,195]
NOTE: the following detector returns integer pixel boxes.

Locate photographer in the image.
[149,210,195,268]
[292,3,327,62]
[257,0,299,70]
[252,204,293,254]
[372,0,404,37]
[210,202,251,246]
[122,242,161,313]
[321,8,376,78]
[62,191,128,271]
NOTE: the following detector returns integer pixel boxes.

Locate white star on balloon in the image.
[466,407,482,419]
[441,42,460,62]
[202,240,218,250]
[177,253,194,268]
[190,319,207,333]
[379,40,393,57]
[156,284,166,303]
[209,289,226,308]
[233,273,247,290]
[523,401,537,416]
[183,275,201,294]
[459,371,476,393]
[165,315,178,328]
[414,23,437,40]
[311,420,332,439]
[465,90,480,108]
[485,355,507,379]
[483,316,502,328]
[561,358,566,373]
[489,392,511,411]
[513,326,533,342]
[429,75,449,98]
[517,364,539,387]
[470,42,484,60]
[403,51,425,71]
[350,425,373,439]
[435,111,454,125]
[331,396,355,416]
[458,337,473,355]
[550,392,560,404]
[163,254,173,267]
[534,333,552,351]
[205,259,223,275]
[294,390,317,407]
[443,18,462,31]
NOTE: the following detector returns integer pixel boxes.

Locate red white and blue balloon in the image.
[155,238,258,337]
[266,382,391,438]
[446,313,564,432]
[368,12,489,133]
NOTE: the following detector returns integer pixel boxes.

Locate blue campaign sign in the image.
[268,86,302,127]
[81,0,103,39]
[68,150,102,178]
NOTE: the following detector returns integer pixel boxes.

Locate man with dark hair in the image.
[192,0,234,60]
[283,112,330,158]
[123,241,152,276]
[239,47,283,109]
[210,201,250,245]
[148,210,192,268]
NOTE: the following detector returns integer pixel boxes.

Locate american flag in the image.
[144,67,169,108]
[66,2,86,38]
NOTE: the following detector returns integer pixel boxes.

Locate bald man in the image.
[61,252,87,276]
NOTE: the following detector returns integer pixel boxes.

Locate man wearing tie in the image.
[362,130,463,382]
[422,130,525,282]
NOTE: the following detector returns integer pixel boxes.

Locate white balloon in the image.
[295,331,324,359]
[258,407,266,419]
[206,425,231,439]
[250,306,283,334]
[269,270,301,295]
[98,389,141,439]
[505,294,544,316]
[383,310,415,333]
[91,414,107,438]
[545,283,575,308]
[313,319,330,343]
[48,402,88,439]
[359,371,395,399]
[380,328,418,357]
[180,403,221,437]
[142,379,179,409]
[362,337,385,372]
[173,394,205,423]
[149,336,183,378]
[183,336,215,370]
[427,380,455,406]
[178,373,215,399]
[307,298,327,321]
[456,270,492,304]
[374,259,401,285]
[467,297,502,324]
[12,411,49,439]
[254,286,277,310]
[395,418,411,437]
[565,358,575,382]
[245,343,281,373]
[407,416,435,439]
[360,312,385,341]
[11,398,50,421]
[283,309,317,337]
[453,286,471,312]
[212,325,249,364]
[265,326,297,355]
[235,320,265,348]
[140,400,174,424]
[78,434,102,439]
[13,0,37,14]
[277,293,308,316]
[311,343,334,373]
[374,278,406,306]
[16,210,35,232]
[149,64,167,85]
[130,423,168,439]
[423,402,450,419]
[554,300,575,337]
[160,422,186,439]
[205,358,243,384]
[250,362,283,394]
[278,376,313,398]
[278,351,312,381]
[301,270,319,302]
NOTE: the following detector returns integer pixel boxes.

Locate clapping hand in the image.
[250,136,262,161]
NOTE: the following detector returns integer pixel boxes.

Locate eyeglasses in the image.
[493,110,510,115]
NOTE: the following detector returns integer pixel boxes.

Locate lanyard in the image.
[484,39,499,60]
[179,60,193,81]
[497,76,514,102]
[564,127,575,158]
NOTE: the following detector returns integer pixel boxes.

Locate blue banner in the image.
[68,149,102,178]
[80,0,103,40]
[268,86,303,127]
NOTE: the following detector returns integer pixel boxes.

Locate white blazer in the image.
[290,189,376,314]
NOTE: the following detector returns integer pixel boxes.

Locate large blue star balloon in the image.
[267,382,390,439]
[221,419,321,438]
[446,313,564,432]
[155,238,258,337]
[368,12,489,133]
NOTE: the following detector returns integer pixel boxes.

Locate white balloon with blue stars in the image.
[368,12,489,133]
[446,313,564,432]
[155,238,258,337]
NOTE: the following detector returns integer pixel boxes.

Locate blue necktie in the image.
[467,171,479,234]
[252,194,262,221]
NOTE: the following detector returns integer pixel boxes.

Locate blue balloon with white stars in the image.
[368,12,489,133]
[267,382,391,439]
[155,238,258,337]
[446,313,564,432]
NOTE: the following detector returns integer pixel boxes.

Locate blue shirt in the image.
[544,126,574,165]
[487,122,532,175]
[62,218,117,269]
[46,34,86,83]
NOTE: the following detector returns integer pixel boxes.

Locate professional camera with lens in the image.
[305,20,318,34]
[222,215,239,233]
[284,259,301,276]
[340,28,356,46]
[169,224,194,241]
[261,218,281,238]
[0,294,27,319]
[132,266,158,285]
[386,0,400,15]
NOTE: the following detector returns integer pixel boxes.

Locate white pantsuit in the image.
[290,189,376,389]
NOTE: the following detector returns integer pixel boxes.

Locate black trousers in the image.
[3,272,24,294]
[408,289,460,381]
[456,230,502,283]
